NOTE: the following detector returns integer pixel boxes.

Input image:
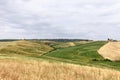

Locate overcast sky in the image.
[0,0,120,40]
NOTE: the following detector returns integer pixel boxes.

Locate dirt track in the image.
[98,41,120,61]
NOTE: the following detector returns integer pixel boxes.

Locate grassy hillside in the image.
[49,41,92,49]
[49,42,75,49]
[0,59,120,80]
[0,40,53,57]
[44,41,106,61]
[0,40,120,80]
[0,40,120,70]
[42,41,120,70]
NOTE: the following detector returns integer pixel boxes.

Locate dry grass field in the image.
[0,40,53,56]
[0,59,120,80]
[98,41,120,61]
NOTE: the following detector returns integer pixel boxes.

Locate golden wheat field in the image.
[0,59,119,80]
[98,41,120,61]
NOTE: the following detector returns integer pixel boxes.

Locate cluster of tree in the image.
[0,39,19,42]
[34,39,93,42]
[107,38,117,42]
[0,39,93,42]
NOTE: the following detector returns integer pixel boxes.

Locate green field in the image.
[44,41,106,60]
[42,41,120,70]
[0,40,120,70]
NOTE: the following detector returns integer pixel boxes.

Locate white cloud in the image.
[0,0,120,40]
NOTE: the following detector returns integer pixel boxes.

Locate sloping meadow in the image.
[0,40,53,57]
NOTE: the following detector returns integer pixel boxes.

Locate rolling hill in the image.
[98,41,120,61]
[0,40,53,57]
[43,41,106,62]
[0,40,120,80]
[42,41,120,70]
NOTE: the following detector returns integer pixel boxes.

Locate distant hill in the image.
[0,40,53,57]
[35,39,93,42]
[0,39,93,43]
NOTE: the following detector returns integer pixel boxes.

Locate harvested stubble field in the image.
[98,41,120,61]
[0,59,120,80]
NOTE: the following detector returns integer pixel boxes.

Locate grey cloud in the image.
[0,0,120,39]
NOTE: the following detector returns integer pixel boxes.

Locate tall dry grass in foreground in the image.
[0,59,120,80]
